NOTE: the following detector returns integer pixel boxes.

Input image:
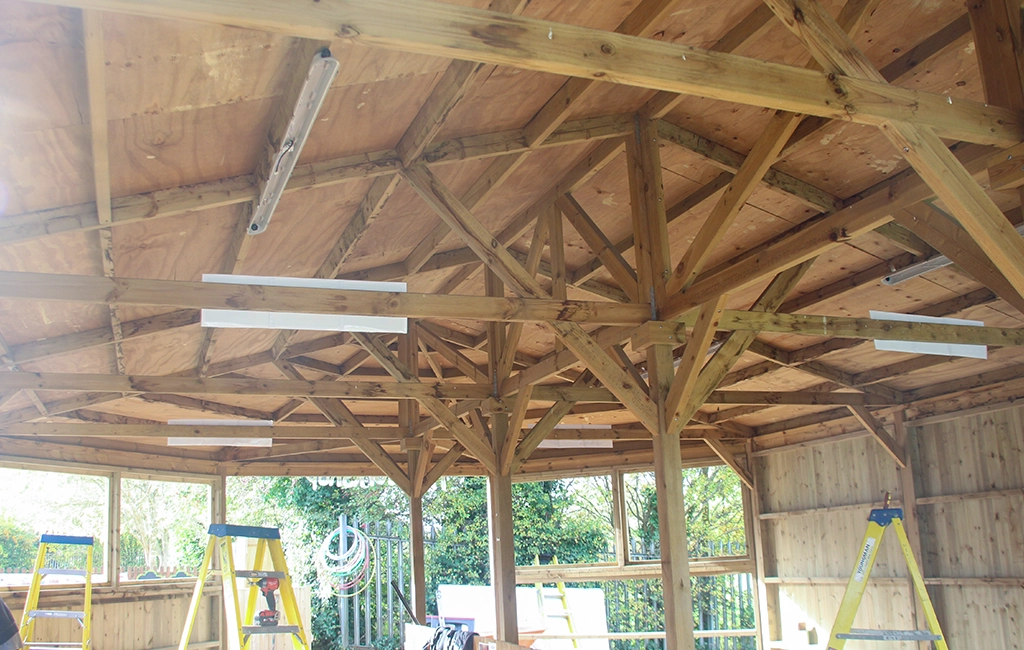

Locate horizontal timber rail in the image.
[0,271,648,324]
[0,112,631,246]
[633,314,1024,348]
[0,372,905,407]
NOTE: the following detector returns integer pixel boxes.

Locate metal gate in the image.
[337,515,411,650]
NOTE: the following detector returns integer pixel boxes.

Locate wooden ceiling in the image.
[1,0,1023,493]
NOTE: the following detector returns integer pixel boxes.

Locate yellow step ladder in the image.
[179,524,309,650]
[532,556,577,648]
[827,499,948,649]
[19,534,94,650]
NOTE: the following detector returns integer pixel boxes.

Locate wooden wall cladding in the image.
[5,585,218,650]
[753,404,1024,648]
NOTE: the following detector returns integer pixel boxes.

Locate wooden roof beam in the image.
[666,260,813,437]
[632,310,1024,348]
[0,114,627,248]
[641,3,777,119]
[0,270,650,324]
[82,10,127,377]
[764,0,1024,304]
[666,0,878,295]
[195,38,331,374]
[401,0,675,283]
[893,203,1024,314]
[33,0,1021,145]
[781,12,974,157]
[660,142,995,320]
[401,164,659,433]
[350,332,499,474]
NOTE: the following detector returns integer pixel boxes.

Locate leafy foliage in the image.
[119,479,209,571]
[0,517,37,570]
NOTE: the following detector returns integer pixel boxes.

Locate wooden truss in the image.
[3,0,1024,644]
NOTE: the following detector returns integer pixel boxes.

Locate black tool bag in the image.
[424,624,478,650]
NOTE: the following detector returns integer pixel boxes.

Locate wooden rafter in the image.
[661,142,997,320]
[664,296,729,427]
[411,0,680,293]
[669,260,814,436]
[0,113,628,248]
[39,0,1022,145]
[349,332,499,474]
[82,10,127,377]
[402,164,659,433]
[556,195,638,302]
[846,405,908,467]
[668,111,803,294]
[763,0,1024,303]
[893,204,1024,314]
[196,38,330,374]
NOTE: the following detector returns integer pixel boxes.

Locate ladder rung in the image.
[38,568,88,577]
[235,570,286,579]
[25,643,86,648]
[838,629,941,641]
[242,625,300,636]
[29,610,85,620]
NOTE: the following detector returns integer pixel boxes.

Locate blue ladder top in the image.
[868,508,904,526]
[208,524,281,539]
[40,534,94,546]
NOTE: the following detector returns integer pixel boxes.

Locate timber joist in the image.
[3,0,1024,486]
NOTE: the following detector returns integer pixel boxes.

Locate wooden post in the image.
[485,267,518,644]
[487,427,518,644]
[739,451,762,650]
[210,475,227,650]
[894,410,930,649]
[747,441,781,647]
[611,470,629,567]
[626,114,697,650]
[107,471,120,588]
[409,495,427,624]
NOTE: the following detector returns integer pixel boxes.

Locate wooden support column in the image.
[107,471,120,588]
[487,413,518,644]
[210,474,227,650]
[484,268,518,643]
[747,441,781,648]
[893,410,931,649]
[409,494,427,624]
[611,470,629,568]
[626,114,697,650]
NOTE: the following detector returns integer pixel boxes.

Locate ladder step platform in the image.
[242,625,301,636]
[208,524,280,540]
[234,570,286,579]
[28,611,85,620]
[39,535,93,546]
[38,568,88,577]
[838,629,942,641]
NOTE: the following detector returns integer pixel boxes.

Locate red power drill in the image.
[256,577,281,626]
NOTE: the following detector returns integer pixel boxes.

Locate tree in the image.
[0,516,37,570]
[120,479,209,570]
